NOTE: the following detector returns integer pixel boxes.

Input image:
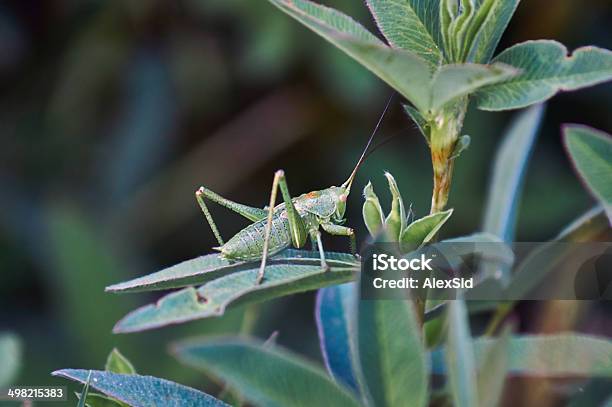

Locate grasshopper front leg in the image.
[257,170,308,284]
[321,223,357,255]
[311,229,330,271]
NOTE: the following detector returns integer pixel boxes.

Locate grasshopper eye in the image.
[339,194,348,202]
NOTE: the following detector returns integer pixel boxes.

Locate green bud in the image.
[362,181,384,237]
[450,134,471,160]
[400,209,454,252]
[384,172,406,241]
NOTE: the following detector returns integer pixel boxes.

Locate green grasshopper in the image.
[195,99,392,284]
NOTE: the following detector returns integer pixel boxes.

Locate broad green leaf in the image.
[446,300,478,407]
[483,104,544,242]
[319,39,433,112]
[267,0,515,113]
[173,338,361,407]
[78,371,93,407]
[362,182,385,237]
[266,0,429,111]
[432,334,612,377]
[105,349,136,375]
[563,125,612,223]
[114,263,356,333]
[365,0,444,68]
[269,0,384,45]
[0,333,21,387]
[465,0,521,63]
[106,249,357,293]
[400,209,453,251]
[477,327,511,407]
[476,40,612,110]
[384,172,407,241]
[54,369,228,407]
[315,283,362,395]
[357,300,429,407]
[430,62,518,111]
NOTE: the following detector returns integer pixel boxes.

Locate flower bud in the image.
[362,181,384,237]
[384,172,406,241]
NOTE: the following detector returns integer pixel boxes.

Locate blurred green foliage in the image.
[0,0,610,399]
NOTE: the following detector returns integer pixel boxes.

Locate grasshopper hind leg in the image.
[257,170,307,285]
[196,188,225,246]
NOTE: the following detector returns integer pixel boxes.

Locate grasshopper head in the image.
[333,184,350,221]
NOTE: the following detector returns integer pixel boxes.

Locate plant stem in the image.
[417,100,468,327]
[484,304,511,336]
[428,98,468,214]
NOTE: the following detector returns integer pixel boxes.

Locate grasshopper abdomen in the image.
[217,209,293,261]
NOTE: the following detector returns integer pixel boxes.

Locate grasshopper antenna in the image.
[361,127,407,161]
[341,93,394,192]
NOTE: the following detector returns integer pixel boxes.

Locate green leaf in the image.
[430,62,518,111]
[477,327,511,407]
[173,337,361,407]
[563,125,612,223]
[400,209,453,251]
[114,261,356,333]
[358,300,429,407]
[432,334,612,377]
[105,349,136,375]
[365,0,444,68]
[384,172,407,241]
[316,283,363,396]
[465,0,521,63]
[54,369,228,406]
[476,40,612,110]
[266,0,429,112]
[482,104,544,242]
[267,0,516,113]
[0,333,21,387]
[362,182,385,237]
[77,371,93,407]
[106,249,357,293]
[446,300,478,407]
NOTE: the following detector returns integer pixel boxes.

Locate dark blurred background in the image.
[0,0,611,401]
